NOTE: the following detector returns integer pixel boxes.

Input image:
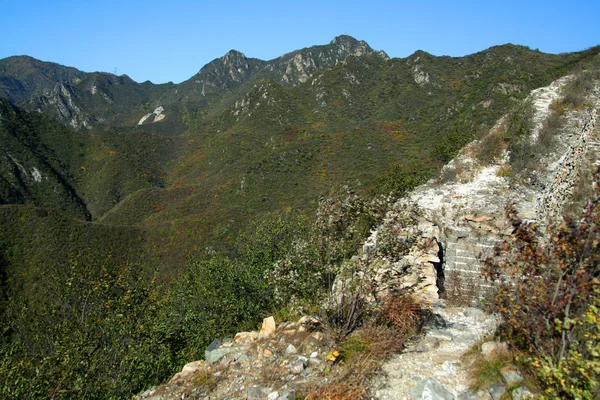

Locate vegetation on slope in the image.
[0,40,599,398]
[485,174,600,398]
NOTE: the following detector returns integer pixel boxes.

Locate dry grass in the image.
[191,369,218,392]
[307,295,428,399]
[474,128,507,166]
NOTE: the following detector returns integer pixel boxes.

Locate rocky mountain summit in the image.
[135,70,600,399]
[0,35,387,131]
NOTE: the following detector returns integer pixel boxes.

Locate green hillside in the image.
[0,37,599,398]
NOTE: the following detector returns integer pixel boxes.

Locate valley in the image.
[1,36,599,398]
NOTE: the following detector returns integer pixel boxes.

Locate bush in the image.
[484,170,600,398]
[506,99,535,174]
[265,188,386,312]
[307,295,427,398]
[0,262,174,399]
[474,126,507,166]
[375,162,429,197]
[536,106,563,154]
[165,254,274,361]
[561,70,594,108]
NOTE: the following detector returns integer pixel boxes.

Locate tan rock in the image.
[310,332,324,341]
[298,315,319,325]
[466,214,494,222]
[494,219,507,229]
[168,360,204,383]
[259,316,276,338]
[414,264,439,301]
[234,331,258,344]
[481,341,509,358]
[263,348,273,358]
[416,254,441,264]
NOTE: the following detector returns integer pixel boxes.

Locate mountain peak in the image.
[330,34,361,45]
[222,49,246,60]
[328,34,389,60]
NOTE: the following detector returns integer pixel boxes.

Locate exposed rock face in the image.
[138,105,166,125]
[0,55,86,103]
[134,316,336,400]
[264,35,388,86]
[405,75,599,304]
[193,50,260,92]
[35,82,93,129]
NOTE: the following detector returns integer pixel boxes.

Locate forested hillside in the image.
[0,37,598,398]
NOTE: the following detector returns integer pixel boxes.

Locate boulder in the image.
[168,360,205,383]
[234,331,258,344]
[481,341,509,358]
[488,382,507,400]
[500,365,523,386]
[259,316,276,338]
[205,346,245,364]
[408,379,454,400]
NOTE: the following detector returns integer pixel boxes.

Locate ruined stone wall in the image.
[442,227,503,306]
[537,107,598,222]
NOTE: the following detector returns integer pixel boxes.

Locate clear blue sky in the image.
[2,0,598,84]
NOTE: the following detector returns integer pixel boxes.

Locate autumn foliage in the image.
[484,171,600,398]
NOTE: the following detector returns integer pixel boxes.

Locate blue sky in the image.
[2,0,599,84]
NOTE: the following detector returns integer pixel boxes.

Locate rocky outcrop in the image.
[138,105,166,125]
[35,82,93,129]
[403,75,600,304]
[134,316,335,400]
[262,35,388,86]
[537,101,599,222]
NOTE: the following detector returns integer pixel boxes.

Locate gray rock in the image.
[512,387,533,399]
[427,313,449,328]
[206,338,221,352]
[205,346,245,364]
[285,344,298,354]
[408,379,454,400]
[414,336,442,352]
[138,386,158,397]
[247,385,271,400]
[426,328,454,341]
[463,307,487,322]
[276,390,296,400]
[449,228,471,240]
[500,366,523,386]
[458,390,480,400]
[488,382,506,400]
[289,356,309,374]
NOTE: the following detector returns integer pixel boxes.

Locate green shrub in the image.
[474,126,507,166]
[375,162,429,197]
[506,99,535,174]
[265,188,386,312]
[0,262,174,399]
[165,254,274,362]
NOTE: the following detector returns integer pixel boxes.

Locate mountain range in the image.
[1,35,598,265]
[0,35,599,397]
